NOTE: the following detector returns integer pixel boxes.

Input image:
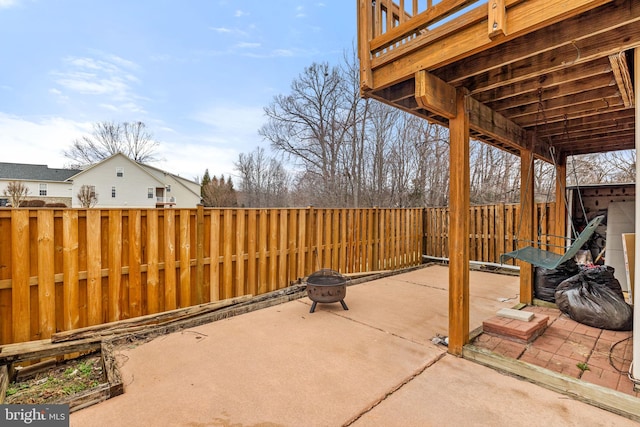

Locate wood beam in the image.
[536,110,634,138]
[449,18,640,98]
[487,73,616,113]
[467,96,552,162]
[415,70,457,119]
[502,87,621,120]
[370,0,613,89]
[513,97,626,128]
[448,88,470,356]
[472,58,613,102]
[519,143,535,304]
[439,0,633,85]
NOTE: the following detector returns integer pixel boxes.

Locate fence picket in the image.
[63,210,80,331]
[146,210,160,313]
[37,210,56,338]
[129,210,142,317]
[164,210,177,310]
[12,210,30,343]
[179,209,191,308]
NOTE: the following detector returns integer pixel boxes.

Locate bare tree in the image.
[260,62,351,206]
[256,52,636,209]
[235,147,290,207]
[64,121,159,167]
[601,149,636,182]
[3,181,29,207]
[77,185,98,208]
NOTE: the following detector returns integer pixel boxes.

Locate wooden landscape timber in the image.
[50,295,254,343]
[463,344,640,422]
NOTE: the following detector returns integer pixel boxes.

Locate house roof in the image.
[0,162,81,182]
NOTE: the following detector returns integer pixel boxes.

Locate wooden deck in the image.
[358,0,639,161]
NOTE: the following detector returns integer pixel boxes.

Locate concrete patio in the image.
[70,264,638,426]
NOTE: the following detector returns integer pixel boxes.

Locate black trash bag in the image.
[555,272,633,331]
[578,264,624,300]
[534,258,580,303]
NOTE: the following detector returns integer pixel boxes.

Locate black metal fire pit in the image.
[305,269,349,313]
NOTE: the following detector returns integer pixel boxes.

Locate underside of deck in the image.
[358,0,639,162]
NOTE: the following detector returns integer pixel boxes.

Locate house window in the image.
[111,186,116,198]
[148,187,154,199]
[116,167,124,177]
[166,185,171,192]
[39,183,47,196]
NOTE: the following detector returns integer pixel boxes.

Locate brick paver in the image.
[472,305,639,398]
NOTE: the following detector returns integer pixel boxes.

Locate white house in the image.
[68,153,201,208]
[0,154,201,208]
[0,162,81,206]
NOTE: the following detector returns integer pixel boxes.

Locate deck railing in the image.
[360,0,485,62]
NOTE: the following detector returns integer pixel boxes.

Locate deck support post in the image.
[448,88,470,356]
[553,155,567,253]
[519,142,535,304]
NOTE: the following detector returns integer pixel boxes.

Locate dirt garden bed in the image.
[4,352,105,405]
[0,340,123,413]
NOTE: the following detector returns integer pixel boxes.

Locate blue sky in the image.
[0,0,356,181]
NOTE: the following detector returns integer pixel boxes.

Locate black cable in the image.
[608,335,632,374]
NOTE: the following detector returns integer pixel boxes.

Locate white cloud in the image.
[210,26,232,33]
[168,105,268,178]
[241,48,295,59]
[50,53,145,113]
[209,26,249,38]
[0,0,18,9]
[272,49,294,57]
[234,9,247,17]
[235,42,260,49]
[0,114,92,168]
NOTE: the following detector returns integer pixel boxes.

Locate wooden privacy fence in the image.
[423,202,556,265]
[0,207,423,345]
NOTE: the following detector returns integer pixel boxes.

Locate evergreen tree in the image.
[202,174,238,207]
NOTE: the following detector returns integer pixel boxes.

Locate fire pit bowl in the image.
[305,269,349,313]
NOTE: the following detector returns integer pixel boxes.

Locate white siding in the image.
[69,154,201,208]
[0,179,72,198]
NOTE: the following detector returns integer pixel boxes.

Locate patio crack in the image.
[329,311,426,346]
[341,351,447,426]
[385,277,448,292]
